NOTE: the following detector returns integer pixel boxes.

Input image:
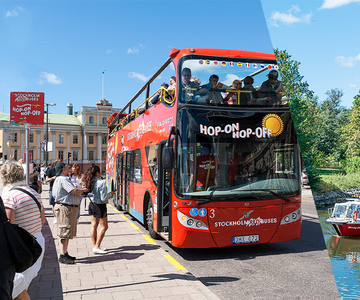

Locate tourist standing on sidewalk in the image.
[84,165,115,254]
[70,163,85,222]
[0,161,45,300]
[46,158,62,224]
[52,162,88,264]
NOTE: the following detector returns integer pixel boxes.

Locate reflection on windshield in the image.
[180,58,286,107]
[176,110,300,200]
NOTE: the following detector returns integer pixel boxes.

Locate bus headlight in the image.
[280,208,302,225]
[177,210,209,230]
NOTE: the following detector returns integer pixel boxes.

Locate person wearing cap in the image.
[259,70,285,104]
[52,162,88,264]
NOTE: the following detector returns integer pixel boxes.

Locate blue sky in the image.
[0,0,273,115]
[261,0,360,108]
[1,0,358,115]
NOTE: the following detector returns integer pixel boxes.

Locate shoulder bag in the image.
[0,188,43,273]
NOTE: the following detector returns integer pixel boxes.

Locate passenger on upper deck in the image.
[242,76,259,105]
[224,79,242,105]
[168,76,176,93]
[197,74,231,105]
[190,76,201,87]
[258,70,285,104]
[181,68,198,102]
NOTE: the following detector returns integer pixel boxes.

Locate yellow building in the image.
[0,99,121,173]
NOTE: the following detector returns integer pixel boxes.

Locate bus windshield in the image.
[179,56,285,107]
[176,109,300,200]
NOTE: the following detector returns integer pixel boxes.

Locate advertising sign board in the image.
[10,92,44,125]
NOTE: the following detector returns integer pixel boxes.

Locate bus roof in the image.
[169,48,276,61]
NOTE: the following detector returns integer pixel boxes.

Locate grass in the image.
[312,167,360,194]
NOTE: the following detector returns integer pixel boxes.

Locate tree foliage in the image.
[274,49,320,185]
[340,91,360,158]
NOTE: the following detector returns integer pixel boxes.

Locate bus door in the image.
[117,152,130,212]
[156,140,173,238]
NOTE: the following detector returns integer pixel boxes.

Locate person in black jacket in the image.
[0,197,16,300]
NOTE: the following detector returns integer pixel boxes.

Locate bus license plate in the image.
[232,235,259,244]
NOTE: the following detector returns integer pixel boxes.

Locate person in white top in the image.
[1,161,45,300]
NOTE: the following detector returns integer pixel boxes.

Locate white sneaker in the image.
[93,247,107,254]
[53,218,57,224]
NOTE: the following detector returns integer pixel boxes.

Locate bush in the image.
[341,156,360,174]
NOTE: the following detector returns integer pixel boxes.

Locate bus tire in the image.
[146,200,161,240]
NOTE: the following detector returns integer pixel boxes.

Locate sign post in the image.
[10,92,44,185]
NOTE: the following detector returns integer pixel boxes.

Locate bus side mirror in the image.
[162,147,174,170]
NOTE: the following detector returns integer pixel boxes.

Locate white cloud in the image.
[320,0,360,9]
[6,6,22,17]
[349,84,357,88]
[335,53,360,67]
[127,47,140,54]
[270,5,313,27]
[39,72,62,85]
[127,44,144,54]
[106,49,113,54]
[6,10,18,17]
[128,72,149,82]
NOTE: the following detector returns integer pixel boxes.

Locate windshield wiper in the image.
[196,195,259,206]
[252,189,291,202]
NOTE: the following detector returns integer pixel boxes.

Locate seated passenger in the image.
[258,70,284,104]
[242,76,259,105]
[168,76,176,93]
[197,74,231,105]
[190,76,201,87]
[224,79,242,105]
[181,68,198,102]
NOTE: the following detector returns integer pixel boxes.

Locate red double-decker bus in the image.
[106,48,302,248]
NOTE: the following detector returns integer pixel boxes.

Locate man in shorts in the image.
[46,158,62,223]
[52,162,88,264]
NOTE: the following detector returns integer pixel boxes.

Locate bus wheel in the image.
[146,201,161,240]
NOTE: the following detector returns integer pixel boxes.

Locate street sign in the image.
[10,92,44,125]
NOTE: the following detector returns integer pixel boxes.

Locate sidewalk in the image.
[28,184,220,300]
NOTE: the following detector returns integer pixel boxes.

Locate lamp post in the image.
[45,103,56,167]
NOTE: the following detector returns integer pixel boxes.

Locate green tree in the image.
[340,91,360,158]
[274,49,320,185]
[318,89,349,158]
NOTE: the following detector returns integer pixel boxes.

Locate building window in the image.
[88,150,94,161]
[73,134,78,144]
[102,117,107,125]
[58,133,64,144]
[73,150,79,161]
[102,135,107,145]
[14,149,18,161]
[58,150,64,160]
[13,133,18,143]
[89,135,94,144]
[89,116,94,124]
[29,150,34,161]
[101,150,107,161]
[29,133,34,143]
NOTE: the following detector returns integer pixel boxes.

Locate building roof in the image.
[0,112,80,126]
[0,112,9,122]
[47,113,81,125]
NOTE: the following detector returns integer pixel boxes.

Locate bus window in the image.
[176,109,300,199]
[127,149,142,184]
[145,144,159,185]
[179,57,286,107]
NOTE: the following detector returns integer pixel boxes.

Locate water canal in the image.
[317,209,360,299]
